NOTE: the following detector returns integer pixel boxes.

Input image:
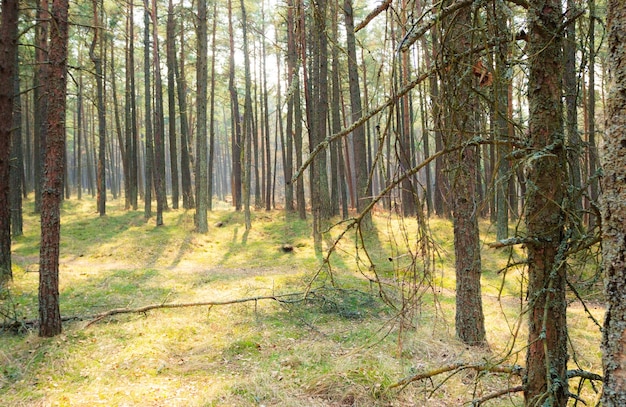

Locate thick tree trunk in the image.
[39,0,69,337]
[601,2,626,404]
[195,0,209,232]
[0,0,19,285]
[524,1,568,405]
[440,1,486,346]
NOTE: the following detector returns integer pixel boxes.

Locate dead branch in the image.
[0,291,312,332]
[488,237,535,249]
[84,292,308,327]
[388,362,524,390]
[567,369,603,382]
[355,0,392,32]
[471,385,524,406]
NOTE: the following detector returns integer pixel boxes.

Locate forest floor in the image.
[1,197,604,406]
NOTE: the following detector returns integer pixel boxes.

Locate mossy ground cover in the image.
[1,197,603,406]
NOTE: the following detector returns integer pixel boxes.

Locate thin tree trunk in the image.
[143,4,154,219]
[166,0,179,209]
[10,49,23,237]
[208,1,218,211]
[241,0,253,230]
[175,5,194,209]
[91,0,107,216]
[344,0,371,227]
[228,0,242,211]
[151,0,168,226]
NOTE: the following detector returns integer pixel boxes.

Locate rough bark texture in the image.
[195,0,208,232]
[602,2,626,404]
[440,1,486,346]
[524,1,568,405]
[0,0,19,285]
[39,0,69,337]
[344,0,371,227]
[10,48,23,237]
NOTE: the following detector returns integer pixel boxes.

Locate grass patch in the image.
[1,196,603,406]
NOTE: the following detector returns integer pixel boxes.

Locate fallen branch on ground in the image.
[388,361,524,390]
[471,386,524,406]
[0,291,313,332]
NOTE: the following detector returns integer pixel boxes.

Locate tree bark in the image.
[91,0,107,217]
[174,7,194,209]
[195,0,209,232]
[143,4,154,220]
[524,0,568,405]
[0,0,19,285]
[601,2,626,404]
[166,0,179,210]
[344,0,372,227]
[440,1,486,346]
[10,48,23,238]
[151,0,168,226]
[39,0,70,337]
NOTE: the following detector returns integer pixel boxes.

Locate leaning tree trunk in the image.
[39,0,70,337]
[0,0,19,286]
[601,2,626,404]
[524,1,568,405]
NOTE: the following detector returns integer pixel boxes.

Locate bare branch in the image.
[354,0,392,32]
[471,385,524,406]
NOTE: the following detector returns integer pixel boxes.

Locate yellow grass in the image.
[0,196,604,406]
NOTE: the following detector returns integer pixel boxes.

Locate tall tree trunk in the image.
[39,0,69,337]
[151,0,168,226]
[10,49,23,237]
[261,2,272,211]
[143,4,154,219]
[0,0,19,285]
[91,0,106,216]
[228,0,242,211]
[208,1,218,211]
[524,0,568,405]
[284,0,295,213]
[564,0,582,228]
[175,6,194,209]
[126,0,139,210]
[34,0,50,214]
[587,0,598,228]
[195,0,209,232]
[601,2,626,405]
[166,0,179,210]
[344,0,371,227]
[241,0,253,230]
[440,1,486,346]
[493,2,511,241]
